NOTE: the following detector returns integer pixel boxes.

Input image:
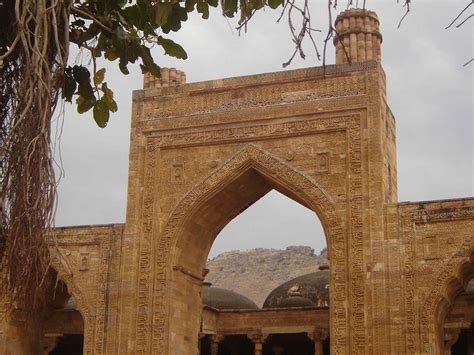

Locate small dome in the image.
[263,271,330,309]
[203,284,258,310]
[273,295,316,308]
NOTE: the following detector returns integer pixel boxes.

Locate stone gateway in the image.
[1,8,473,355]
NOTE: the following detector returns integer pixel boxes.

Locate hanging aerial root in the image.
[0,0,70,314]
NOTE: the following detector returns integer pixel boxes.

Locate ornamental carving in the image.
[150,143,346,351]
[48,228,113,355]
[132,109,365,354]
[144,72,366,120]
[419,235,473,352]
[399,206,474,353]
[147,115,354,149]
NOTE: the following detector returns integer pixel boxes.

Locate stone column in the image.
[209,334,224,355]
[248,333,268,355]
[443,328,460,355]
[308,330,329,355]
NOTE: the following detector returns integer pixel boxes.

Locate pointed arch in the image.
[419,235,474,353]
[50,254,94,355]
[150,144,347,353]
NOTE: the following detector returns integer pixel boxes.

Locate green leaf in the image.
[223,0,237,17]
[155,2,174,26]
[93,68,106,85]
[208,0,218,7]
[157,36,188,59]
[72,65,90,85]
[139,46,161,77]
[102,94,118,113]
[101,83,113,100]
[109,99,118,113]
[119,59,130,74]
[77,23,100,44]
[252,0,266,10]
[268,0,283,9]
[185,0,196,11]
[93,100,110,128]
[76,96,94,114]
[104,47,118,61]
[196,2,209,19]
[62,68,77,102]
[77,82,95,101]
[72,66,95,100]
[101,83,117,113]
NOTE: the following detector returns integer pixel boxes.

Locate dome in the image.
[273,295,316,309]
[263,270,330,309]
[203,283,259,310]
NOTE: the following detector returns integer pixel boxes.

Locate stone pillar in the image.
[333,8,382,64]
[209,334,224,355]
[308,330,329,355]
[443,328,460,355]
[248,333,268,355]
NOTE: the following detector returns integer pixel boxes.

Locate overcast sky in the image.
[55,1,473,258]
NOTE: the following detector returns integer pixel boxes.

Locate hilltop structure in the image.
[1,8,473,355]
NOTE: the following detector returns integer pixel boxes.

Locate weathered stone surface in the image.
[0,8,473,355]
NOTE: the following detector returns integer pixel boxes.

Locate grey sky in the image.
[55,1,473,258]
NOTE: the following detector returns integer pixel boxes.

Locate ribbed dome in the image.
[203,284,259,310]
[263,270,330,309]
[273,295,316,309]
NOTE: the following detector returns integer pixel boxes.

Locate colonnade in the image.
[204,330,328,355]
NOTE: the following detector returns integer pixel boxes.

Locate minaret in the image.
[143,67,186,89]
[334,8,382,64]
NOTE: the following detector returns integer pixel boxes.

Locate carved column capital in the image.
[248,332,268,355]
[209,333,224,355]
[308,329,329,355]
[247,332,268,344]
[443,328,460,354]
[307,329,329,341]
[209,333,225,343]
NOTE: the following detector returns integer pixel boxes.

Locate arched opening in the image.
[200,190,329,354]
[206,190,327,307]
[41,269,85,355]
[428,250,474,354]
[442,272,474,354]
[164,146,343,354]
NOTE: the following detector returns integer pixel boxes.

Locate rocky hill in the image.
[205,246,328,307]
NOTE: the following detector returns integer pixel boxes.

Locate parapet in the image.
[143,67,186,89]
[334,8,382,64]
